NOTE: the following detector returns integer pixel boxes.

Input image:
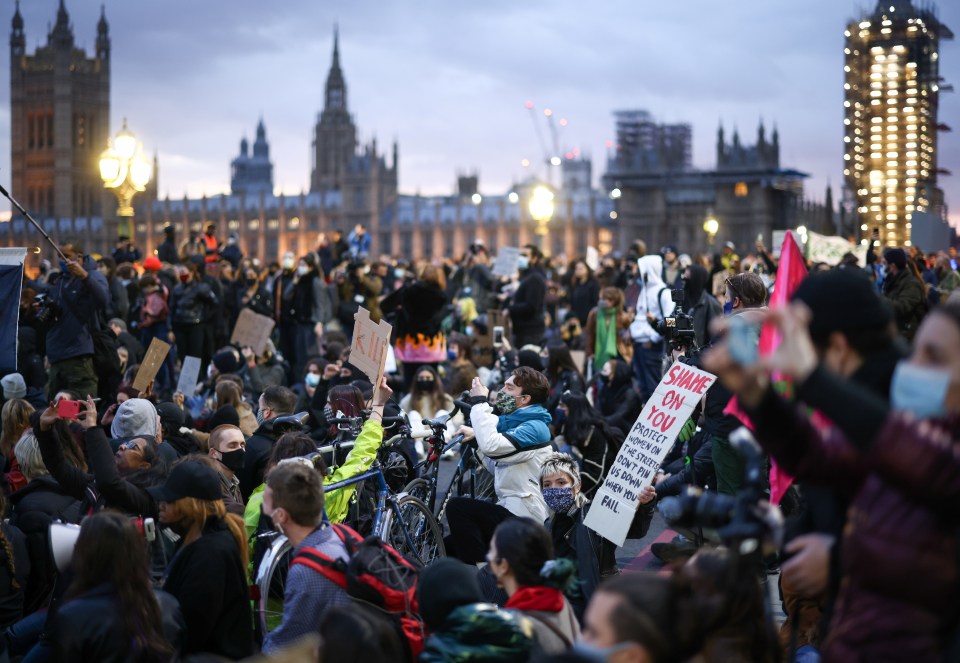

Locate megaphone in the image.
[49,522,81,573]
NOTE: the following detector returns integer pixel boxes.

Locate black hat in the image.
[212,350,242,375]
[156,402,185,432]
[883,248,907,270]
[207,405,239,430]
[147,461,220,502]
[791,269,893,338]
[417,558,483,631]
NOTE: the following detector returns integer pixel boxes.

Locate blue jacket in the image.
[496,404,552,451]
[45,256,110,364]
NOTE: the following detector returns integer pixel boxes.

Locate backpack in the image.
[291,524,423,662]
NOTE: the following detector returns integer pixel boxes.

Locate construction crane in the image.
[523,101,569,187]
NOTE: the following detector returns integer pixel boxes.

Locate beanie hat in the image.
[207,405,240,431]
[517,349,543,371]
[417,559,483,631]
[1,373,26,400]
[883,248,907,270]
[111,398,159,440]
[212,350,242,375]
[156,401,185,433]
[143,256,162,271]
[791,269,893,338]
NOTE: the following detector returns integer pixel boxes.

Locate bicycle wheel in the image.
[382,494,445,566]
[402,478,434,513]
[254,533,292,639]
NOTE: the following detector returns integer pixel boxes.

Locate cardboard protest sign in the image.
[350,307,393,388]
[492,247,521,277]
[230,308,276,356]
[133,338,172,393]
[176,356,202,396]
[584,361,716,546]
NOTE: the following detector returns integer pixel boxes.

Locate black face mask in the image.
[219,448,245,473]
[415,379,435,392]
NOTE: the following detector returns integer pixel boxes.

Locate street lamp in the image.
[703,214,719,245]
[528,185,555,252]
[100,118,152,241]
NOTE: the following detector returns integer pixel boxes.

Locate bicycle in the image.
[403,398,496,524]
[253,417,444,639]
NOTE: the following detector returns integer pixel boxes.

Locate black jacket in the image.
[50,583,184,662]
[655,429,716,497]
[568,279,600,327]
[597,361,642,434]
[381,280,449,340]
[239,420,282,500]
[162,517,254,659]
[157,239,179,264]
[508,268,547,339]
[171,280,217,326]
[0,523,29,631]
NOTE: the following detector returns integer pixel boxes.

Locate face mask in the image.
[599,373,610,383]
[305,372,321,388]
[179,273,190,284]
[571,641,636,662]
[464,326,475,337]
[256,410,266,426]
[517,256,530,271]
[268,510,285,536]
[723,300,734,316]
[218,448,245,473]
[394,268,405,279]
[415,379,435,392]
[282,257,295,270]
[597,300,609,310]
[554,409,567,427]
[323,404,334,420]
[447,350,458,362]
[890,362,951,420]
[495,391,520,414]
[542,487,575,514]
[297,265,309,276]
[540,356,550,370]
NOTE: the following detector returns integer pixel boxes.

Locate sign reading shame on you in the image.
[584,361,716,546]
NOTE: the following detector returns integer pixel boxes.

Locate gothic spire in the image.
[324,25,347,112]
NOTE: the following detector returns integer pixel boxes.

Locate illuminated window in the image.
[734,182,748,197]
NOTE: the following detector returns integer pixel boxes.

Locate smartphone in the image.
[56,399,81,419]
[493,326,504,347]
[727,316,759,366]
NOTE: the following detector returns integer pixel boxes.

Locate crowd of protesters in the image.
[0,221,957,662]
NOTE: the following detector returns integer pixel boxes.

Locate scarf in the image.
[594,308,619,372]
[505,586,564,613]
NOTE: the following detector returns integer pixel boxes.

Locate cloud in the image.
[0,0,957,228]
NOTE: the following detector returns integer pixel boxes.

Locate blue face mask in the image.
[553,408,567,427]
[517,256,530,271]
[447,350,458,362]
[542,486,575,514]
[305,372,321,388]
[890,362,951,420]
[570,641,636,662]
[723,300,734,316]
[464,326,475,337]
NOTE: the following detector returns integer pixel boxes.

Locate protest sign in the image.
[492,247,521,277]
[176,356,202,396]
[133,338,171,393]
[230,308,276,356]
[0,248,26,375]
[585,246,600,272]
[584,361,716,546]
[350,307,393,388]
[805,231,856,266]
[771,230,787,258]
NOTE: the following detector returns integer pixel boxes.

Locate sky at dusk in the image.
[1,0,958,228]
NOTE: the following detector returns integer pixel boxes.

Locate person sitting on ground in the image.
[446,368,554,563]
[205,424,246,515]
[239,385,298,500]
[595,359,642,437]
[552,391,624,498]
[1,399,34,491]
[148,459,254,659]
[542,344,586,414]
[43,511,183,662]
[446,332,479,398]
[418,557,534,663]
[260,462,351,653]
[487,518,580,655]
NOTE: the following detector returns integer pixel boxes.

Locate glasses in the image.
[119,441,142,453]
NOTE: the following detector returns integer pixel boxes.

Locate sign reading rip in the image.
[584,361,716,546]
[350,307,393,390]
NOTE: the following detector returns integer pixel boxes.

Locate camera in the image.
[660,428,782,553]
[33,292,60,326]
[659,289,697,353]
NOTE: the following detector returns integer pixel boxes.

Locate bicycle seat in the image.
[271,411,310,433]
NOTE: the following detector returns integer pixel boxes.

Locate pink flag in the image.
[724,231,808,504]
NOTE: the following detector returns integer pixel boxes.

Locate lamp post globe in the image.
[99,119,151,242]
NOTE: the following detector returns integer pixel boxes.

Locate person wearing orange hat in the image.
[143,255,162,272]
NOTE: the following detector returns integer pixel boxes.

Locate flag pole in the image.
[0,182,67,261]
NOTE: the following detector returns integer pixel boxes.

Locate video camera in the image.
[658,289,697,353]
[659,427,783,555]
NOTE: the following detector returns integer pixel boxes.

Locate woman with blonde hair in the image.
[0,400,33,491]
[148,459,253,659]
